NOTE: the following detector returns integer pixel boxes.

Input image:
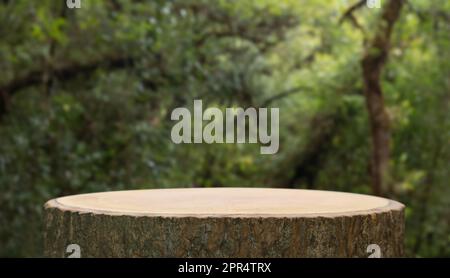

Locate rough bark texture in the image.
[44,200,404,258]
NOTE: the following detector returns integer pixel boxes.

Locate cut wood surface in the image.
[44,188,405,258]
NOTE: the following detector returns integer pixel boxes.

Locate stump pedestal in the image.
[44,188,404,257]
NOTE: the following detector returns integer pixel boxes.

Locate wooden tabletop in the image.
[46,187,403,218]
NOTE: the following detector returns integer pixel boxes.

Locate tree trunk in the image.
[362,0,405,196]
[44,188,405,258]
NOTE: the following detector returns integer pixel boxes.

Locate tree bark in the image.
[44,188,405,258]
[361,0,405,196]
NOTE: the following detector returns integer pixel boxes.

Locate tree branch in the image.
[0,55,134,119]
[261,86,310,107]
[339,0,366,34]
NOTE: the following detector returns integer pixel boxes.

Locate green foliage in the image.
[0,0,448,257]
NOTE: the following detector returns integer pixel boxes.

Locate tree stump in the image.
[44,188,404,257]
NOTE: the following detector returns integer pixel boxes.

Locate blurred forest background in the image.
[0,0,449,257]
